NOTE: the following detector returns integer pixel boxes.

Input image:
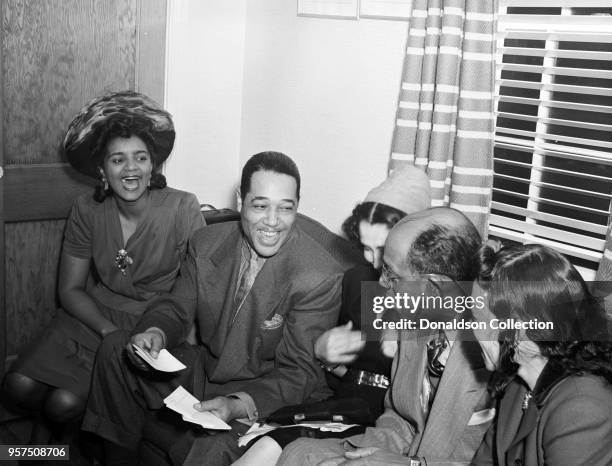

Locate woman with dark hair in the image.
[471,243,612,466]
[2,91,204,443]
[232,166,431,466]
[342,201,406,252]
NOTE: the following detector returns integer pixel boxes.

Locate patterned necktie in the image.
[420,331,449,417]
[427,331,449,378]
[233,248,264,321]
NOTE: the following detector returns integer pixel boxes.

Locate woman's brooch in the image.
[115,249,133,276]
[521,390,533,411]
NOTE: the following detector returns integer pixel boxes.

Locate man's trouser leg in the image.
[82,330,201,451]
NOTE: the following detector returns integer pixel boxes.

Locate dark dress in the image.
[10,187,204,399]
[265,264,391,447]
[471,364,612,466]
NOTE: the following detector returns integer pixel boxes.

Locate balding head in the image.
[384,207,481,282]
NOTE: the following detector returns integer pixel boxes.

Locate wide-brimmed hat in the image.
[364,165,431,215]
[63,90,175,178]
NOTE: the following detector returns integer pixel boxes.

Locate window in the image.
[491,1,612,275]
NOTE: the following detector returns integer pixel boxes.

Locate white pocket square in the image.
[468,408,496,426]
[260,313,284,330]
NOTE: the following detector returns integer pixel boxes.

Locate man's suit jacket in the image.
[348,332,494,465]
[472,367,612,466]
[135,221,345,418]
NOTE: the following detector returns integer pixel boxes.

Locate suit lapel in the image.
[201,228,243,343]
[236,247,286,326]
[496,381,529,462]
[209,229,295,380]
[392,336,428,449]
[505,364,566,451]
[508,396,538,449]
[415,339,490,458]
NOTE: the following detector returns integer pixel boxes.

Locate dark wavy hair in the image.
[478,243,612,394]
[91,118,167,202]
[341,202,406,244]
[407,216,481,282]
[240,151,300,202]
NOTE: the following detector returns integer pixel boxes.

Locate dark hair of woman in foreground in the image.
[478,243,612,396]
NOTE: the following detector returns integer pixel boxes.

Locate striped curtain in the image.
[389,0,497,236]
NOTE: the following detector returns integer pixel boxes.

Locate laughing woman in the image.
[471,244,612,466]
[2,91,204,443]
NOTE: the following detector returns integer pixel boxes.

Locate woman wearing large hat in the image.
[2,91,204,443]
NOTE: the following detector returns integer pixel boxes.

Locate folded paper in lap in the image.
[237,421,358,447]
[163,386,231,431]
[132,344,186,372]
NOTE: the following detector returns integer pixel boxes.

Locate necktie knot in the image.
[426,331,448,378]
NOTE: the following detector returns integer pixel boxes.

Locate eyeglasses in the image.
[380,263,401,289]
[380,263,463,296]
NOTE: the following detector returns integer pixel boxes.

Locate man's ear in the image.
[236,189,243,211]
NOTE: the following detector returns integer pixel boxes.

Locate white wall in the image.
[164,0,247,209]
[165,0,408,234]
[240,2,408,233]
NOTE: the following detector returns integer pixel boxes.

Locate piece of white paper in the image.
[163,386,231,431]
[237,422,278,447]
[237,421,358,447]
[132,344,186,372]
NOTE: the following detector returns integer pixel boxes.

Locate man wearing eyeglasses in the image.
[278,207,495,466]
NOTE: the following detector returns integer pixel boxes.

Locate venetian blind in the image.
[491,1,612,269]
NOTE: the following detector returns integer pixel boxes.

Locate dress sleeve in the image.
[133,233,199,346]
[175,192,205,257]
[63,197,93,259]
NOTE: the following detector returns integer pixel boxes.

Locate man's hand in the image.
[318,447,380,466]
[125,330,165,370]
[193,396,246,423]
[344,446,380,460]
[380,328,399,358]
[320,447,411,465]
[314,321,366,365]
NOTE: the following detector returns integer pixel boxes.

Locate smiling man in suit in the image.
[278,207,495,465]
[82,151,345,465]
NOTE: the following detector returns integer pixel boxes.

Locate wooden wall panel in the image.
[3,164,94,222]
[136,0,168,105]
[2,0,137,165]
[5,220,65,356]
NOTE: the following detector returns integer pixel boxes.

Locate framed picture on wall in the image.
[359,0,413,20]
[297,0,359,19]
